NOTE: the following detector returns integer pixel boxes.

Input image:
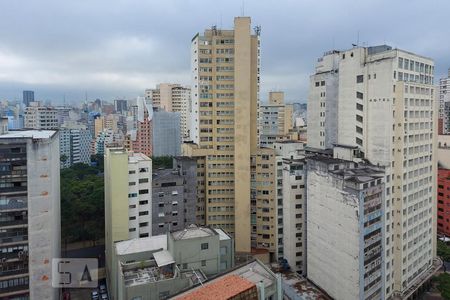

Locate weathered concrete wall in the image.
[27,133,60,300]
[306,167,360,300]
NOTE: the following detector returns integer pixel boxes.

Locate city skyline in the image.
[0,0,449,103]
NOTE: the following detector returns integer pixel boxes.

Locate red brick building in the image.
[438,168,450,236]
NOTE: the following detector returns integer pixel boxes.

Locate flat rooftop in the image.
[128,152,151,163]
[123,264,174,287]
[115,235,167,256]
[0,130,56,139]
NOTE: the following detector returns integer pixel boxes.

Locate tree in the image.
[61,163,104,244]
[434,273,450,299]
[152,156,173,169]
[438,240,450,262]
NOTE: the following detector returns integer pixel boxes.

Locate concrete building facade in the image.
[438,68,450,134]
[185,17,260,253]
[60,123,92,168]
[306,154,385,300]
[152,162,197,235]
[0,126,60,300]
[259,92,294,147]
[308,45,438,299]
[272,141,305,267]
[105,148,152,289]
[24,101,58,129]
[145,84,191,140]
[110,225,234,300]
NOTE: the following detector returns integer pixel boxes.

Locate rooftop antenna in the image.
[241,0,245,16]
[63,94,66,107]
[357,30,360,47]
[220,12,222,29]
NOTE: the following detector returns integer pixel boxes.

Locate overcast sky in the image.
[0,0,449,104]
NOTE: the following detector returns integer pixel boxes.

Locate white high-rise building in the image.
[0,121,60,300]
[308,45,438,299]
[438,68,450,134]
[60,122,92,168]
[24,101,58,130]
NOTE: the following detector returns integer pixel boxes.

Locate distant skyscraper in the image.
[307,45,438,299]
[0,121,60,300]
[24,101,58,129]
[145,84,191,141]
[152,110,181,156]
[259,91,294,147]
[59,123,92,168]
[130,97,153,157]
[114,99,128,114]
[22,90,34,107]
[438,68,450,134]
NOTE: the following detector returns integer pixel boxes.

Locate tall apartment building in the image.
[184,17,260,253]
[151,160,197,235]
[271,141,305,268]
[104,148,152,286]
[114,99,128,114]
[307,151,385,300]
[0,123,60,300]
[259,91,294,147]
[60,122,92,168]
[308,45,438,299]
[438,68,450,134]
[22,90,34,107]
[145,84,191,140]
[250,148,277,260]
[281,151,306,274]
[24,101,58,129]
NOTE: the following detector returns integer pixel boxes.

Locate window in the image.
[201,243,209,250]
[139,200,148,205]
[139,178,149,183]
[139,222,148,227]
[129,228,136,232]
[139,211,149,216]
[201,260,206,266]
[356,92,363,99]
[139,189,149,195]
[356,75,364,83]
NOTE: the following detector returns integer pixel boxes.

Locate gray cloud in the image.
[0,0,449,104]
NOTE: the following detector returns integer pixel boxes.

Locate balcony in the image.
[0,267,29,278]
[0,284,29,296]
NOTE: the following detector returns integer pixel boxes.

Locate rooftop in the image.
[123,263,174,287]
[115,235,167,256]
[129,152,151,163]
[171,224,217,240]
[0,129,56,139]
[173,259,277,299]
[215,228,231,241]
[174,275,255,300]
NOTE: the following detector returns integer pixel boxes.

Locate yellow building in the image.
[104,148,152,294]
[185,17,260,253]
